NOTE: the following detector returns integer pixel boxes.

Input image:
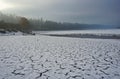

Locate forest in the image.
[0,12,119,33]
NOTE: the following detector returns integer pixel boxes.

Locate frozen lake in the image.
[33,29,120,39]
[33,29,120,35]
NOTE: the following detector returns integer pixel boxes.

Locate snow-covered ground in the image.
[0,35,120,79]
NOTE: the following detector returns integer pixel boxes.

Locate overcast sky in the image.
[1,0,120,25]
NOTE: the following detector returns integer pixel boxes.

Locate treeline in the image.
[0,17,30,33]
[0,13,87,32]
[0,12,117,32]
[29,19,87,30]
[28,18,103,31]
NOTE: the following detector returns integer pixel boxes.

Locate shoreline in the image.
[42,33,120,39]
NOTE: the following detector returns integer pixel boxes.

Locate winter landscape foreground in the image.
[0,30,120,79]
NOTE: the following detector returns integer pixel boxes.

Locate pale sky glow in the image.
[0,1,14,10]
[0,0,120,25]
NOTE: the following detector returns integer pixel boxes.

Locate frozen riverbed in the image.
[0,35,120,79]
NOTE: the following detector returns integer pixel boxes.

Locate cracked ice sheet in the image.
[0,35,120,79]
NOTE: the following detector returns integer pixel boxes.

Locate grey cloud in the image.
[2,0,120,25]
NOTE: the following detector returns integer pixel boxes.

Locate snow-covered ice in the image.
[33,29,120,39]
[0,35,120,79]
[33,29,120,35]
